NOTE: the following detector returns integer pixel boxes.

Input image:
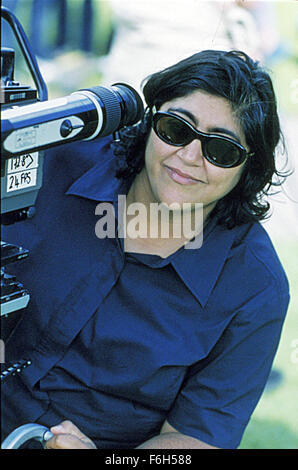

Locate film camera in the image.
[0,6,144,380]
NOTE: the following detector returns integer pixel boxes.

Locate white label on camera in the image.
[6,152,39,192]
[7,152,39,174]
[6,168,38,192]
[3,116,84,154]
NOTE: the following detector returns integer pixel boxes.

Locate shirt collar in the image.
[66,147,239,308]
[171,221,237,308]
[66,156,128,201]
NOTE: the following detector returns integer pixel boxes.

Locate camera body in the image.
[1,55,44,224]
[1,46,45,321]
[1,6,50,327]
[0,7,143,378]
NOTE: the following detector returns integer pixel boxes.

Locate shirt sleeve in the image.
[166,279,290,449]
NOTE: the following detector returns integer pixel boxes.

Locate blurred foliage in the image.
[267,1,298,116]
[1,0,114,97]
[2,0,113,56]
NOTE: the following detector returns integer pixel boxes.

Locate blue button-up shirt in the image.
[1,138,290,449]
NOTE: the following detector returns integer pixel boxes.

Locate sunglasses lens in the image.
[206,139,241,167]
[154,113,245,168]
[155,116,193,145]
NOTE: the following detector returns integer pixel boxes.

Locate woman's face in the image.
[141,90,249,214]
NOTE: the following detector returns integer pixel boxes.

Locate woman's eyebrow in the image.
[208,127,241,143]
[167,107,197,125]
[167,107,241,143]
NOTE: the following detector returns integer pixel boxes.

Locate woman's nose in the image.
[177,138,205,165]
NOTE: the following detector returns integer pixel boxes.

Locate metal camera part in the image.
[0,359,32,382]
[1,242,30,317]
[1,423,54,449]
[1,7,47,223]
[0,6,144,369]
[1,7,48,326]
[1,82,144,158]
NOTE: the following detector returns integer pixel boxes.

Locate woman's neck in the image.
[122,169,214,257]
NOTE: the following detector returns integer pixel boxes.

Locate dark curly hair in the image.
[112,50,289,229]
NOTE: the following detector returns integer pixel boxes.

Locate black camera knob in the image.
[60,119,84,138]
[60,119,73,137]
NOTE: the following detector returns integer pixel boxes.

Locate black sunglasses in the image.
[152,111,254,168]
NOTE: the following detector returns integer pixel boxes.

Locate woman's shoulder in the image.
[44,136,115,183]
[229,222,289,295]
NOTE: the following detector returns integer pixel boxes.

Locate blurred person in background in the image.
[1,0,114,95]
[2,49,290,449]
[100,0,263,92]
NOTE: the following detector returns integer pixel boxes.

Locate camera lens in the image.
[83,84,144,137]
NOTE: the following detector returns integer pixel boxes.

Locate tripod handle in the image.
[1,423,53,449]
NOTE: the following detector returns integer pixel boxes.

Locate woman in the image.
[2,50,290,449]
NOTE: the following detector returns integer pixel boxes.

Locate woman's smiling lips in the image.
[164,165,206,185]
